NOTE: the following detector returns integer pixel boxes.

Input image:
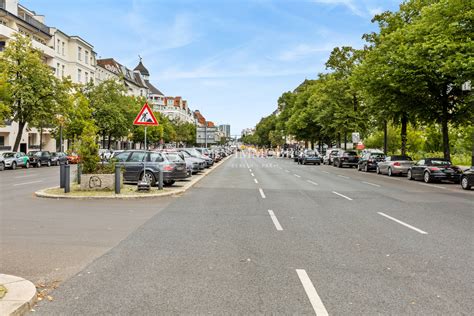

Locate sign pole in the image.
[144,126,147,182]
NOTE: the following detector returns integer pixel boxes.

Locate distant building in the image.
[218,124,231,138]
[241,128,255,137]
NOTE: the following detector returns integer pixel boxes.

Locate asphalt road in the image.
[2,153,473,315]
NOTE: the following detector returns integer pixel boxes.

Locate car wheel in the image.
[163,180,175,186]
[388,167,393,176]
[376,166,381,174]
[0,162,4,171]
[423,171,431,183]
[461,176,471,190]
[338,162,342,168]
[12,162,17,170]
[141,171,156,186]
[407,169,413,180]
[47,160,51,167]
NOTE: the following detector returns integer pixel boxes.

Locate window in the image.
[57,39,60,53]
[85,51,89,64]
[56,63,60,76]
[85,72,88,83]
[0,136,4,146]
[114,152,130,162]
[77,69,82,82]
[78,46,82,61]
[128,152,146,162]
[62,42,65,55]
[61,65,65,77]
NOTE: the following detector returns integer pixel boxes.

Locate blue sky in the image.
[23,0,400,135]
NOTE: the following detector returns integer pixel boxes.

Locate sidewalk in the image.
[0,274,36,316]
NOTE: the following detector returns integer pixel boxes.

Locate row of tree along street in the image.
[0,34,197,153]
[242,0,473,166]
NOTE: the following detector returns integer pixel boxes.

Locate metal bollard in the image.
[60,163,65,188]
[64,165,70,193]
[115,165,121,194]
[158,169,163,190]
[77,164,82,184]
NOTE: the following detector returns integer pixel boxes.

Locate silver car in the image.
[376,155,414,176]
[1,152,30,169]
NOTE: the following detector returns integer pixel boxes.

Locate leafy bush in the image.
[78,122,100,174]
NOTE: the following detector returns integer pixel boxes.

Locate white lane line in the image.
[251,173,255,177]
[259,188,266,199]
[14,174,37,179]
[13,180,43,186]
[320,171,330,174]
[268,210,283,231]
[377,212,428,234]
[337,175,350,179]
[296,269,329,316]
[254,178,259,184]
[249,169,252,172]
[294,174,301,178]
[307,180,319,186]
[332,191,353,201]
[418,183,446,189]
[362,181,381,187]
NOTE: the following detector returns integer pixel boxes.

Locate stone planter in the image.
[80,173,122,191]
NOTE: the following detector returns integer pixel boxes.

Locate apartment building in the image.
[0,0,97,152]
[96,58,149,97]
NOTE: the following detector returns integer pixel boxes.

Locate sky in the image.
[22,0,401,136]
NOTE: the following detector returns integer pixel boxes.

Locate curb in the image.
[0,274,37,316]
[34,155,231,199]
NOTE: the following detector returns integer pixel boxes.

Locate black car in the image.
[27,151,52,167]
[357,151,385,172]
[333,150,359,168]
[407,158,462,183]
[298,150,321,165]
[51,152,68,165]
[460,167,474,190]
[113,150,188,186]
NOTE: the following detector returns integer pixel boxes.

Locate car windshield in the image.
[430,160,451,166]
[345,151,357,156]
[371,153,385,158]
[391,156,412,161]
[165,153,182,162]
[2,152,14,158]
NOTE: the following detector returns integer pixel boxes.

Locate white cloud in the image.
[313,0,365,17]
[277,43,334,61]
[312,0,390,18]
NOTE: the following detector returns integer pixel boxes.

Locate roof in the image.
[194,110,206,125]
[97,58,148,88]
[134,61,150,77]
[145,80,163,96]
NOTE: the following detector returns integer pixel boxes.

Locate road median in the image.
[35,155,231,199]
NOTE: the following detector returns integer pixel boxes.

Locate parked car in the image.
[323,149,340,165]
[113,150,188,186]
[180,148,214,167]
[162,152,193,178]
[332,150,359,168]
[51,152,68,165]
[407,158,462,183]
[28,151,52,167]
[0,152,29,169]
[460,167,474,190]
[66,153,81,164]
[0,155,4,171]
[178,150,206,173]
[99,149,113,161]
[376,155,414,176]
[357,151,385,172]
[298,150,321,165]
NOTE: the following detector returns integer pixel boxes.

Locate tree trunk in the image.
[337,133,341,148]
[401,113,408,156]
[471,129,474,166]
[344,132,347,150]
[383,120,388,155]
[13,121,26,152]
[102,132,106,149]
[441,99,450,161]
[107,133,112,150]
[39,125,43,151]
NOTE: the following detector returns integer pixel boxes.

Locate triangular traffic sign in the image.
[133,103,159,126]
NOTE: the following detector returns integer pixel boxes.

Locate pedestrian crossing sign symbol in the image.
[133,103,159,126]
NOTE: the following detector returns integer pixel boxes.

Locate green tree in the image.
[78,121,100,174]
[0,34,63,151]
